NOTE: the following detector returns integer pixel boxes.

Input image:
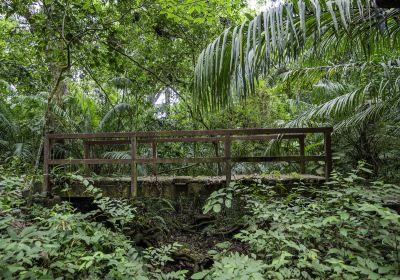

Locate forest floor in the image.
[70,195,248,275]
[136,196,248,274]
[165,227,248,273]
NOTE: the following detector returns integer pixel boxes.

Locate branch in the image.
[83,66,114,107]
[99,38,171,86]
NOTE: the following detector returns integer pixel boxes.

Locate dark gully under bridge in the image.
[43,127,333,199]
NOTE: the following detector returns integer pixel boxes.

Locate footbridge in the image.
[43,127,333,198]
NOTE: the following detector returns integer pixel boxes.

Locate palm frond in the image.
[99,103,132,130]
[103,150,131,160]
[0,110,14,134]
[286,87,366,126]
[51,104,81,132]
[0,139,9,149]
[335,101,388,131]
[109,76,133,89]
[315,88,366,118]
[313,80,346,93]
[194,0,400,111]
[11,142,32,160]
[0,99,17,138]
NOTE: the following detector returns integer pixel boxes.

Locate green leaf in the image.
[339,228,348,237]
[213,204,221,213]
[191,270,209,279]
[8,265,25,273]
[7,227,18,239]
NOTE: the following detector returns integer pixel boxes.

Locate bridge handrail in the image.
[43,127,333,198]
[46,127,332,139]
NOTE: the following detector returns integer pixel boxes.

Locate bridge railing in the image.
[44,127,333,198]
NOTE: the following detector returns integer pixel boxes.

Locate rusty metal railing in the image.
[43,127,333,198]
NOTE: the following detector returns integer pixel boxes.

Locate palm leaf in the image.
[99,103,132,130]
[193,0,400,111]
[103,150,131,160]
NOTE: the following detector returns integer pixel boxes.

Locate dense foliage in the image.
[199,163,400,279]
[194,0,400,178]
[1,0,400,279]
[1,163,400,279]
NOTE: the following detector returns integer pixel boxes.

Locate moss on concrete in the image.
[51,174,325,200]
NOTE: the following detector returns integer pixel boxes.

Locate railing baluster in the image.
[324,131,333,180]
[224,134,232,186]
[84,142,90,176]
[152,141,157,176]
[299,135,305,174]
[130,136,137,198]
[43,135,50,195]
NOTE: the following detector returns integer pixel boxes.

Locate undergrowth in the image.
[0,163,399,279]
[197,162,400,279]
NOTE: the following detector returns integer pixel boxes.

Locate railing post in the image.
[130,136,137,198]
[43,135,50,195]
[324,130,333,181]
[152,141,157,176]
[84,142,91,176]
[224,134,231,186]
[299,134,306,174]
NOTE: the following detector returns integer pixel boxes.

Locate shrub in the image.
[201,162,400,279]
[0,174,147,279]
